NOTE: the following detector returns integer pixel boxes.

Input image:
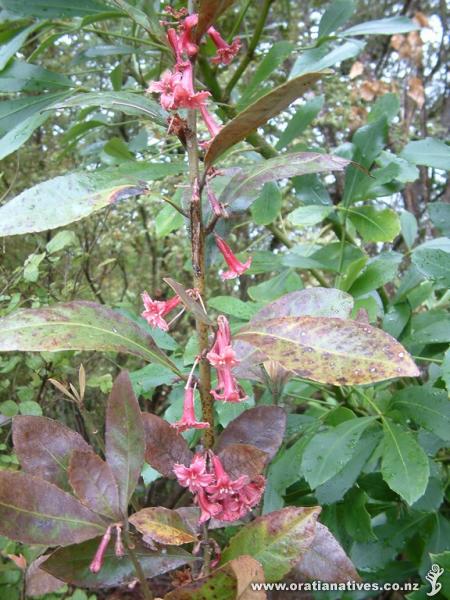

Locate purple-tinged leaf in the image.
[196,0,236,41]
[164,277,212,325]
[105,371,145,514]
[42,536,193,588]
[13,415,91,491]
[219,443,268,480]
[205,76,326,165]
[26,555,65,598]
[129,507,197,546]
[293,523,360,582]
[0,471,106,546]
[216,406,286,461]
[165,555,266,599]
[220,152,350,208]
[221,507,321,582]
[143,412,193,478]
[236,316,419,385]
[68,450,121,521]
[0,301,181,374]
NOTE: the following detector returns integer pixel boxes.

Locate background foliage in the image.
[0,0,449,598]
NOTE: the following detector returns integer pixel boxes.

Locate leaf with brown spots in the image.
[216,406,286,461]
[0,301,181,374]
[165,555,266,599]
[13,415,92,491]
[143,413,193,478]
[218,444,268,480]
[68,450,121,521]
[221,507,321,582]
[205,73,325,165]
[236,316,419,385]
[129,507,197,546]
[196,0,236,41]
[293,523,360,583]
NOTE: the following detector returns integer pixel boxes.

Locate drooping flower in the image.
[179,13,199,58]
[214,234,252,280]
[206,454,249,500]
[141,291,181,331]
[199,104,222,138]
[173,453,214,493]
[89,526,112,573]
[172,372,210,434]
[207,26,242,65]
[196,487,222,523]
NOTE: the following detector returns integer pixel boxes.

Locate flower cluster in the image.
[148,8,241,141]
[173,453,265,523]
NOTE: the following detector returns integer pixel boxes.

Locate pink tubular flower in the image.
[173,61,210,110]
[207,26,242,65]
[148,69,181,111]
[141,290,181,331]
[196,488,222,523]
[172,383,210,433]
[199,104,222,138]
[89,526,112,573]
[214,234,252,280]
[206,454,249,500]
[173,453,214,493]
[179,13,199,58]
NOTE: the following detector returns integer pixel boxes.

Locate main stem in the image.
[186,67,215,450]
[123,528,153,600]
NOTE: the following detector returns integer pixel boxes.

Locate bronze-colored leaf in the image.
[216,406,286,461]
[0,471,106,546]
[196,0,236,41]
[26,555,65,598]
[12,415,92,491]
[219,443,268,480]
[129,507,197,545]
[236,316,419,385]
[164,278,212,325]
[293,522,360,582]
[165,555,266,599]
[143,412,193,478]
[68,450,121,521]
[205,72,325,165]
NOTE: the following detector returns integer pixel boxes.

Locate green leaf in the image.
[349,251,402,297]
[18,400,43,416]
[208,296,258,320]
[0,60,72,92]
[46,231,78,254]
[340,16,420,36]
[412,247,450,287]
[290,40,365,78]
[129,507,196,546]
[400,210,418,249]
[389,386,450,443]
[155,204,184,239]
[342,488,375,542]
[0,23,41,70]
[13,415,92,491]
[53,91,167,127]
[0,399,18,417]
[251,182,282,225]
[401,138,450,171]
[368,93,400,124]
[221,507,320,582]
[248,270,303,303]
[276,95,324,150]
[301,417,377,488]
[428,202,450,235]
[0,301,180,374]
[1,0,115,17]
[288,204,334,227]
[381,419,430,505]
[42,537,193,588]
[220,152,349,209]
[236,315,419,385]
[0,162,184,236]
[0,471,106,546]
[237,41,294,110]
[205,72,325,164]
[105,372,145,513]
[318,0,356,39]
[348,206,401,242]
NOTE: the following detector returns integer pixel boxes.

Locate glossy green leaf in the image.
[221,507,321,582]
[319,0,355,38]
[208,296,258,320]
[205,73,325,164]
[412,247,450,287]
[368,93,400,124]
[0,161,184,236]
[389,387,450,443]
[250,182,282,226]
[400,210,418,249]
[428,202,450,235]
[129,507,196,545]
[288,204,334,227]
[348,206,401,242]
[381,419,429,504]
[0,23,40,70]
[12,415,92,491]
[291,40,364,78]
[220,152,349,208]
[276,95,324,149]
[401,138,450,171]
[155,204,184,239]
[42,537,193,588]
[340,16,419,36]
[105,371,145,513]
[349,251,402,297]
[0,471,106,546]
[0,301,180,373]
[0,60,72,92]
[0,0,114,17]
[247,270,303,303]
[302,417,377,488]
[236,316,419,385]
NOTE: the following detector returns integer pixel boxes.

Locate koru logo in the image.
[426,563,444,597]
